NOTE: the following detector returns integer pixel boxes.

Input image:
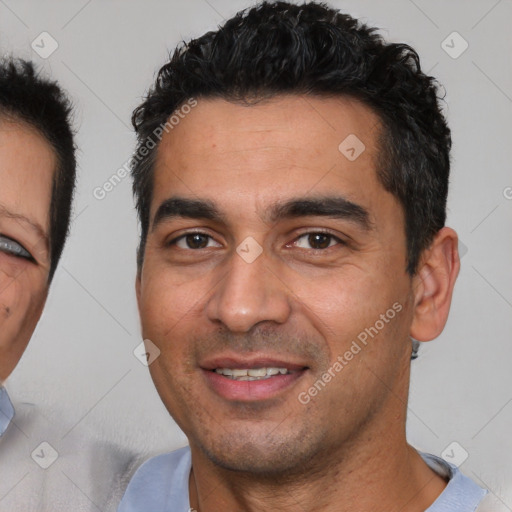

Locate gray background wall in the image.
[1,0,511,505]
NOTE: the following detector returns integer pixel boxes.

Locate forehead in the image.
[152,95,388,219]
[0,120,55,238]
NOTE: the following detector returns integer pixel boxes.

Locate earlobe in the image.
[410,227,460,342]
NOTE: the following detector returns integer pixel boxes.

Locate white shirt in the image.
[0,386,142,512]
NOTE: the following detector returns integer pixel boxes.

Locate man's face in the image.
[0,121,53,382]
[137,96,417,475]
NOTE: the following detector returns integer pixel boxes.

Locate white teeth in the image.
[248,368,267,377]
[231,369,248,377]
[214,367,290,380]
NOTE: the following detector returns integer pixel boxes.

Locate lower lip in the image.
[203,369,305,401]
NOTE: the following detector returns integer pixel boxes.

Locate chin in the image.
[196,427,324,478]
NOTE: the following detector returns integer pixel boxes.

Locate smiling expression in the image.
[0,120,54,382]
[137,95,417,475]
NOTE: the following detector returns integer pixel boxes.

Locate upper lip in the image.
[200,353,308,371]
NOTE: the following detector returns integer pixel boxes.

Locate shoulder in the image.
[0,401,142,512]
[125,445,191,485]
[118,446,191,512]
[420,452,487,512]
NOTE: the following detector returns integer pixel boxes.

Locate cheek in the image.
[140,270,201,420]
[0,268,26,325]
[139,266,204,343]
[292,269,382,323]
[290,267,408,355]
[0,269,46,350]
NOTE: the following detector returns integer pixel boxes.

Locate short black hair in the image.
[131,1,451,275]
[0,58,76,281]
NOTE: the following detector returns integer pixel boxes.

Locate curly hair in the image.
[132,1,451,275]
[0,58,76,282]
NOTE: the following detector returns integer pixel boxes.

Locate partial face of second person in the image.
[0,119,54,382]
[137,95,458,476]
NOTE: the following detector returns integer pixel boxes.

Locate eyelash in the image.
[167,230,346,251]
[0,234,33,261]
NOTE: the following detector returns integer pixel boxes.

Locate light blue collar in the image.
[421,452,487,511]
[0,386,14,437]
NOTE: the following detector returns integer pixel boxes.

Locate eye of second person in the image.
[0,234,33,260]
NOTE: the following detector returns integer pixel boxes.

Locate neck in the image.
[188,422,446,512]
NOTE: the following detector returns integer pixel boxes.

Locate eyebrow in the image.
[269,196,372,230]
[152,195,372,231]
[152,198,225,231]
[0,204,49,249]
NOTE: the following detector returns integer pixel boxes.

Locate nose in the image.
[205,245,291,333]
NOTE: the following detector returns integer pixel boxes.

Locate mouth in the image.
[201,357,309,401]
[213,366,294,381]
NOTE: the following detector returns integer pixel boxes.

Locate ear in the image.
[410,227,460,342]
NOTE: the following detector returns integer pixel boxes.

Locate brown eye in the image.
[172,233,221,250]
[186,234,209,249]
[307,233,331,249]
[294,232,340,250]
